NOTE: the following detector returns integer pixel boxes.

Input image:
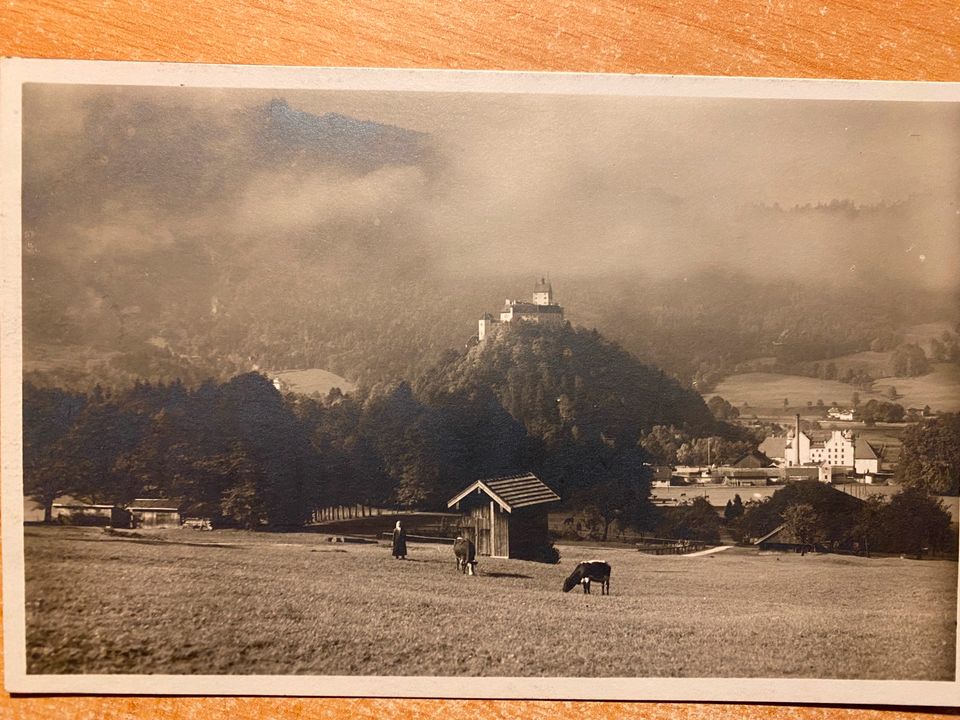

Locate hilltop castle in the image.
[478,278,565,341]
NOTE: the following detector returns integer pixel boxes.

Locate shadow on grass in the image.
[481,571,533,579]
[66,536,243,550]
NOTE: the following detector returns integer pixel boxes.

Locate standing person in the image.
[392,520,407,560]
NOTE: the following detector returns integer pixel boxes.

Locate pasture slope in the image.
[23,526,956,679]
[269,368,357,396]
[711,364,960,413]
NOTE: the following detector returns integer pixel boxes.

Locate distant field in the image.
[711,373,868,410]
[872,364,960,412]
[712,365,960,413]
[23,526,956,679]
[903,321,956,355]
[270,368,356,396]
[799,350,894,379]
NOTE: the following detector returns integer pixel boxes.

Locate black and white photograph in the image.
[1,60,958,704]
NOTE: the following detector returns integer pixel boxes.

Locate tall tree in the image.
[852,494,886,557]
[881,488,953,558]
[896,414,960,495]
[22,385,87,521]
[781,503,819,555]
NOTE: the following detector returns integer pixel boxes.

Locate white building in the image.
[760,416,880,474]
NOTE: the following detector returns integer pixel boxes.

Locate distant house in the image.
[782,465,832,484]
[732,450,775,469]
[717,468,777,486]
[827,407,855,421]
[128,498,181,528]
[650,465,674,488]
[754,524,824,552]
[447,472,560,559]
[51,497,130,527]
[854,440,881,474]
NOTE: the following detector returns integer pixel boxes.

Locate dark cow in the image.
[562,560,611,595]
[453,536,477,575]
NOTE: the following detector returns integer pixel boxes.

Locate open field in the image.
[902,321,956,355]
[23,526,957,679]
[872,364,960,412]
[712,366,960,413]
[712,373,873,411]
[269,368,357,396]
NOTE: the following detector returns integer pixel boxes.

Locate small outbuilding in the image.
[754,523,827,553]
[51,497,130,527]
[732,450,775,469]
[446,472,560,560]
[128,498,181,528]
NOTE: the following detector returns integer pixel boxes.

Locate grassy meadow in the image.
[711,366,960,414]
[270,368,357,396]
[23,525,957,679]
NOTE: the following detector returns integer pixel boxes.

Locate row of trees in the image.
[732,482,954,558]
[24,375,318,527]
[25,324,746,529]
[895,413,960,495]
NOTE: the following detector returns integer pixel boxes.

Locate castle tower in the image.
[478,313,498,342]
[532,277,553,306]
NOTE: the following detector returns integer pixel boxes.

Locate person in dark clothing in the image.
[392,521,407,559]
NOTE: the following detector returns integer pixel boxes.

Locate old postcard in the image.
[1,59,958,705]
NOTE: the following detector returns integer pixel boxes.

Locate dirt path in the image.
[684,545,733,557]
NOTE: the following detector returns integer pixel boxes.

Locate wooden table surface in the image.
[1,0,958,718]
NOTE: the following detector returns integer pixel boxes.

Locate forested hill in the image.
[415,322,715,449]
[21,323,744,525]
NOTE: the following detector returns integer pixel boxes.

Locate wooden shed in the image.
[128,498,181,528]
[754,523,828,553]
[51,498,130,527]
[446,472,560,560]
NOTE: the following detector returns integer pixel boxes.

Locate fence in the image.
[378,532,455,545]
[312,505,393,522]
[635,537,708,555]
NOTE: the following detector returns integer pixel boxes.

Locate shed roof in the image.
[447,472,560,513]
[754,523,788,545]
[128,498,179,511]
[732,450,774,468]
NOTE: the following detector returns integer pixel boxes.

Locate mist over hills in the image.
[21,86,960,392]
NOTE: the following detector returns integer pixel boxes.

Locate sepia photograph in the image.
[1,60,958,704]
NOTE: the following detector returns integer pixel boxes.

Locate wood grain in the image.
[2,0,959,79]
[1,0,958,718]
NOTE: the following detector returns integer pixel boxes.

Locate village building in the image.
[478,278,565,341]
[759,414,880,475]
[650,465,674,488]
[446,472,560,559]
[50,497,131,527]
[128,498,182,528]
[753,524,828,553]
[827,407,856,421]
[854,441,881,475]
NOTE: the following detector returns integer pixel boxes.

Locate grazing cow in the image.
[562,560,611,595]
[453,536,477,575]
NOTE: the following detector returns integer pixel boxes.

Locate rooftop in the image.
[447,472,560,512]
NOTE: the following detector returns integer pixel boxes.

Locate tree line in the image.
[729,482,955,559]
[24,323,744,529]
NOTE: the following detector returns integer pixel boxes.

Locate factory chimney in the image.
[795,414,802,466]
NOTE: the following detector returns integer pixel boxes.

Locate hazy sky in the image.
[22,82,960,290]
